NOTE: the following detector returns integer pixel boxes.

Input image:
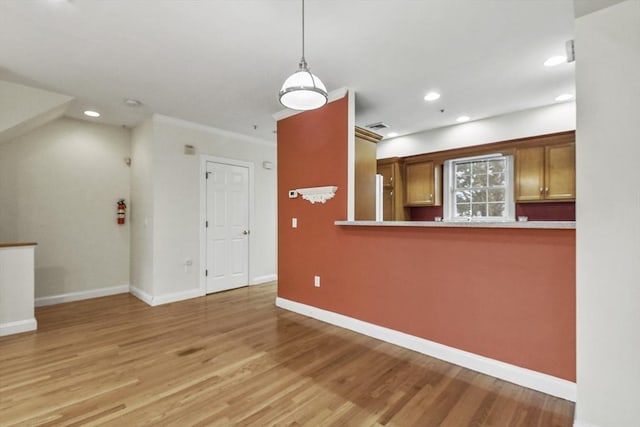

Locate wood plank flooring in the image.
[0,283,574,426]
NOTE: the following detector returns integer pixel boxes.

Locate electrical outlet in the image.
[314,275,320,287]
[292,218,297,228]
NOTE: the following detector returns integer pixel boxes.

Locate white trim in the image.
[443,154,515,222]
[35,284,130,307]
[0,318,37,337]
[200,155,255,297]
[347,89,356,221]
[252,274,277,285]
[129,285,154,306]
[129,285,203,306]
[275,297,576,401]
[154,114,273,147]
[272,87,349,121]
[152,288,204,306]
[573,421,602,427]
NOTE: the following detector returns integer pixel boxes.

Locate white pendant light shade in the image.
[279,0,328,111]
[279,64,328,111]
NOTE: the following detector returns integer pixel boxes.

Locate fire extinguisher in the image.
[117,199,126,225]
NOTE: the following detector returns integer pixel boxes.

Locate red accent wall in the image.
[516,202,576,221]
[412,202,576,221]
[277,95,576,382]
[410,206,444,221]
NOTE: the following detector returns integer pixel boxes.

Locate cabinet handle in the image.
[539,187,544,193]
[429,193,433,199]
[390,191,393,196]
[545,187,549,193]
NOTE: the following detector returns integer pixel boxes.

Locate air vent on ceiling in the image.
[365,122,389,131]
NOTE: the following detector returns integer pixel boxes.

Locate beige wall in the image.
[0,117,131,299]
[0,80,72,144]
[129,118,155,297]
[575,1,640,426]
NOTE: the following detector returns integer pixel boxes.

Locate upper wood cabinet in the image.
[376,158,407,221]
[404,160,441,206]
[515,142,575,202]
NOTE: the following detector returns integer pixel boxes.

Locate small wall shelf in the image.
[297,186,338,204]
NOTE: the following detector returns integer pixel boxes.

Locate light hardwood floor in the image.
[0,283,574,426]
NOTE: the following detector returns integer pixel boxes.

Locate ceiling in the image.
[0,0,578,143]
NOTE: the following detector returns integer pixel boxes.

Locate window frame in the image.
[443,153,515,222]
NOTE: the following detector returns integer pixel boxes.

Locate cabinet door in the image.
[405,161,435,206]
[545,143,575,200]
[515,146,545,201]
[355,136,377,220]
[382,188,394,221]
[377,163,394,187]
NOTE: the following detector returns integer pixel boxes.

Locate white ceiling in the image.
[0,0,577,143]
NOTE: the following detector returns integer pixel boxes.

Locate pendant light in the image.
[279,0,328,111]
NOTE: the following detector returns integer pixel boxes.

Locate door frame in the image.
[199,155,255,295]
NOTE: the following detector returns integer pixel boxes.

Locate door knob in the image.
[242,230,249,235]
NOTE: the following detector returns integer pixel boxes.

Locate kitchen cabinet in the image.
[515,142,575,201]
[404,160,441,206]
[355,126,382,220]
[376,158,407,221]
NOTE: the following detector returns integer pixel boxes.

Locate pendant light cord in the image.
[301,0,306,63]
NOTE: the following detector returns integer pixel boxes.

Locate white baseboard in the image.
[152,288,204,306]
[0,318,38,337]
[129,286,153,305]
[130,286,204,306]
[252,274,278,285]
[276,297,576,402]
[35,284,130,307]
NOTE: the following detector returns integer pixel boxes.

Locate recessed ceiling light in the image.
[544,55,567,67]
[387,132,399,138]
[83,110,100,118]
[424,92,441,101]
[555,93,574,102]
[456,116,470,123]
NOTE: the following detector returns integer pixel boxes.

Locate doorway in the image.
[203,158,251,294]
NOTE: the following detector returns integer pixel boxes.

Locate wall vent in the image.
[365,122,389,130]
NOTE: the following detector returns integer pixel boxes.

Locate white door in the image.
[205,161,249,293]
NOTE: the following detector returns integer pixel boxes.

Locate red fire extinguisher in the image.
[117,199,126,225]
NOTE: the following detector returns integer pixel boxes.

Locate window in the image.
[443,154,514,221]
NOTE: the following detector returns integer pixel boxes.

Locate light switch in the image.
[292,218,297,228]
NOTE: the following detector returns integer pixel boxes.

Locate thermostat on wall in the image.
[289,190,298,198]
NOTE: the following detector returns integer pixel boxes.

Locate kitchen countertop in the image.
[335,220,575,229]
[0,242,38,248]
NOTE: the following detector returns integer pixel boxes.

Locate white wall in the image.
[129,118,155,297]
[152,115,277,296]
[0,117,131,298]
[575,2,640,426]
[129,114,277,303]
[0,245,36,336]
[377,102,576,158]
[0,80,72,143]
